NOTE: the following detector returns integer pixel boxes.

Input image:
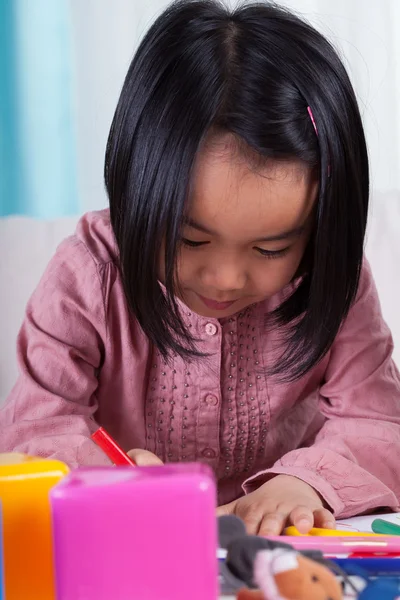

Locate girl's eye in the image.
[181,237,290,257]
[181,237,208,248]
[255,246,290,259]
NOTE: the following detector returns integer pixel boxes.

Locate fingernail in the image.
[296,518,312,533]
[323,520,336,529]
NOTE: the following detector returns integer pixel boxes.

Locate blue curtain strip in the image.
[0,0,79,217]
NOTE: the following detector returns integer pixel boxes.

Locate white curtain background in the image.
[1,0,400,401]
[69,0,400,210]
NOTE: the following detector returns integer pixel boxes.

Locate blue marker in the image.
[334,557,400,576]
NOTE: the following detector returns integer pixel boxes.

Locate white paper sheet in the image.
[336,512,400,533]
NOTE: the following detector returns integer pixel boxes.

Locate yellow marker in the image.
[284,526,386,537]
[0,453,69,600]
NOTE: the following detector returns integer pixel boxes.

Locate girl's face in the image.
[164,135,318,319]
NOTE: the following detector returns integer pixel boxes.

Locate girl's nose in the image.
[200,258,247,294]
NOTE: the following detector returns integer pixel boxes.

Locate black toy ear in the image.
[218,515,247,549]
[227,536,294,588]
[218,516,300,592]
[300,550,325,562]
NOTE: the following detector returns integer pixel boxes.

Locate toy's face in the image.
[253,550,343,600]
[274,555,342,600]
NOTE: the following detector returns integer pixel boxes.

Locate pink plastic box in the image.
[50,463,217,600]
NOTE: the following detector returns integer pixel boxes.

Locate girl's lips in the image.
[197,294,237,311]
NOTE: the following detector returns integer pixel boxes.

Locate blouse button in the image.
[202,448,216,459]
[205,323,218,336]
[205,394,219,406]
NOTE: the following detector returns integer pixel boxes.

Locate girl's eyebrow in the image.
[184,218,213,235]
[254,226,305,243]
[184,217,305,242]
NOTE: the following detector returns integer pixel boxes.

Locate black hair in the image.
[105,0,369,380]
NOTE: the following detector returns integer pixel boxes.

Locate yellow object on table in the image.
[284,526,385,537]
[0,453,69,600]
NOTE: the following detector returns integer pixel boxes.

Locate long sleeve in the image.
[244,261,400,518]
[0,236,112,468]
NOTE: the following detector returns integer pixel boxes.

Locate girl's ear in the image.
[218,515,247,549]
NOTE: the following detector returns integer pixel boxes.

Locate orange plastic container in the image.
[0,453,69,600]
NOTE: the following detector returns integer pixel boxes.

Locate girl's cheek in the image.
[176,251,195,283]
[254,254,304,295]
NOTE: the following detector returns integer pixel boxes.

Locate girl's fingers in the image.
[241,509,264,536]
[216,500,238,517]
[289,505,315,534]
[258,511,288,536]
[313,507,336,530]
[231,503,265,535]
[127,448,164,466]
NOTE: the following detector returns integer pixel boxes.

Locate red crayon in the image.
[91,427,136,466]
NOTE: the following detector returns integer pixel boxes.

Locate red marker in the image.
[91,427,136,466]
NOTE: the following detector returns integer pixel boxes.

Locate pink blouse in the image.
[1,209,400,515]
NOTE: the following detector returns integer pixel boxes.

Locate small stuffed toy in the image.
[238,547,342,600]
[256,548,342,600]
[218,515,343,600]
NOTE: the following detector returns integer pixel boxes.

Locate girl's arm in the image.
[0,236,112,468]
[243,260,400,519]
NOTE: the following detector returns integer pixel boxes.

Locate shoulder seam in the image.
[72,237,114,339]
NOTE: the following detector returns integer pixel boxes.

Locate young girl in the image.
[1,0,400,537]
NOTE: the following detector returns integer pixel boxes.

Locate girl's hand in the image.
[127,449,164,466]
[217,474,335,536]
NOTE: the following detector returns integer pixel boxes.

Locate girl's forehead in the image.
[189,143,318,239]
